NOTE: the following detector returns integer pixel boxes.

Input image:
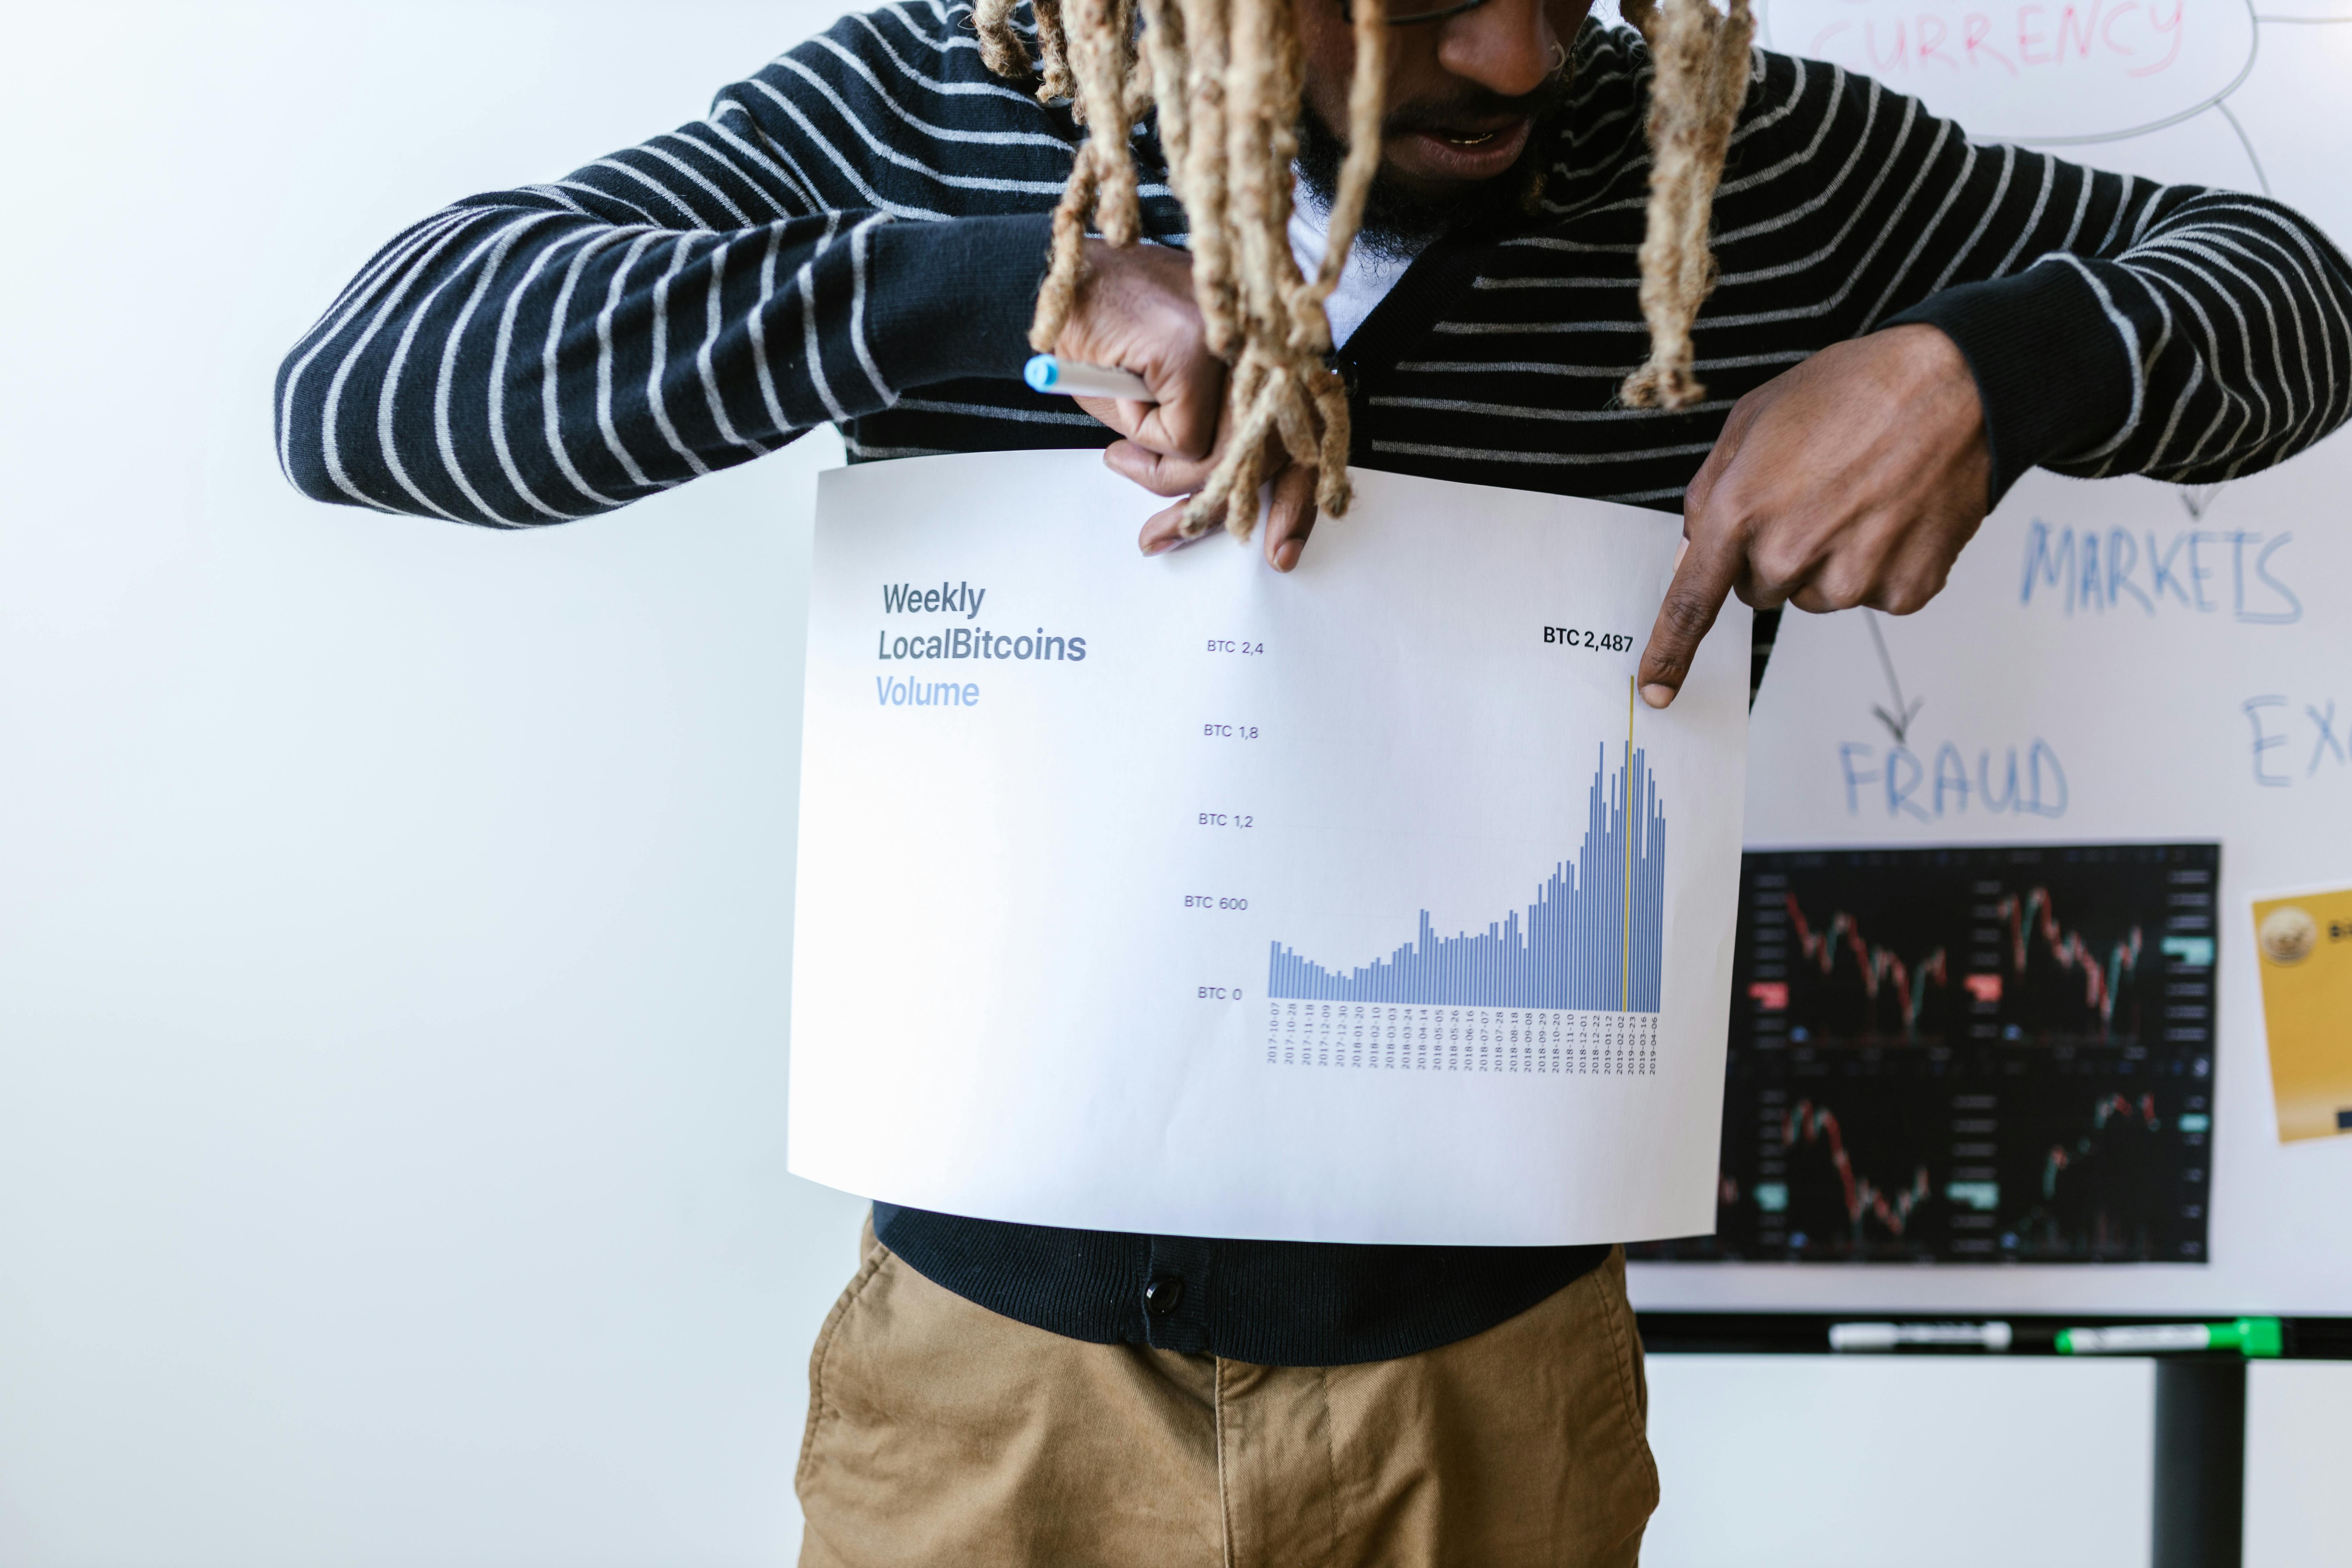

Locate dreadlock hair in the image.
[1619,0,1755,410]
[974,0,1755,537]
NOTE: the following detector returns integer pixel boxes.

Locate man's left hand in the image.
[1635,323,1991,708]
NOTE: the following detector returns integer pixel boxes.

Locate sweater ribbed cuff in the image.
[1885,260,2135,506]
[865,213,1055,390]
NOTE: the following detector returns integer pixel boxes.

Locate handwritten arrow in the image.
[1864,610,1923,746]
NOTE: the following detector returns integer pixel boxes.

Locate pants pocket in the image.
[1590,1247,1660,1511]
[796,1236,890,1500]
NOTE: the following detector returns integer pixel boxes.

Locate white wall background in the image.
[0,4,2344,1565]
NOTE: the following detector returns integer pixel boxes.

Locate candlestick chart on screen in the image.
[1633,844,2217,1265]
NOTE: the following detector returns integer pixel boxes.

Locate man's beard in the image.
[1294,76,1569,259]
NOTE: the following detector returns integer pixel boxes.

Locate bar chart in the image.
[1266,741,1668,1014]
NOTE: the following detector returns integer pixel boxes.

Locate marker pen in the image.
[1829,1321,2014,1352]
[2056,1318,2284,1356]
[1024,354,1156,401]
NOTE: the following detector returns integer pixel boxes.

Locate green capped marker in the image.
[2055,1318,2284,1357]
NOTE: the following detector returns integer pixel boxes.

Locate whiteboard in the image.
[1629,0,2352,1315]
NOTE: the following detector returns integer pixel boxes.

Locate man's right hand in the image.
[1052,239,1225,473]
[1056,241,1321,572]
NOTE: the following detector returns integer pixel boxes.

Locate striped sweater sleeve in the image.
[1715,58,2352,501]
[273,4,1070,526]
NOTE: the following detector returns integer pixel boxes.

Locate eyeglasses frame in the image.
[1339,0,1499,26]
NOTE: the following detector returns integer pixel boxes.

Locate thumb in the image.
[1637,533,1740,709]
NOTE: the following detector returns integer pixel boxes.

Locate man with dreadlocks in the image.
[279,0,2350,1555]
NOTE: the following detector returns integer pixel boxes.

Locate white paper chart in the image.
[788,450,1752,1246]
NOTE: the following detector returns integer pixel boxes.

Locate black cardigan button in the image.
[1143,1274,1185,1318]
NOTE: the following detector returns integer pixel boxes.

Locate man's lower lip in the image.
[1400,119,1533,175]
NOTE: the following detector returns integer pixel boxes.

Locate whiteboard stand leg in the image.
[2151,1357,2246,1568]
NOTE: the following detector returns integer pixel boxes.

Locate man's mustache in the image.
[1382,80,1565,137]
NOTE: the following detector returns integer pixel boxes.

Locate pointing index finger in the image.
[1637,533,1738,709]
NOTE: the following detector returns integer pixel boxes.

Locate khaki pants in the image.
[797,1226,1658,1567]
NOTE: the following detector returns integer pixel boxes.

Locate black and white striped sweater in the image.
[277,4,2351,526]
[278,3,2352,1366]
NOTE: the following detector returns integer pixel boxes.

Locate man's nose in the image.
[1436,0,1560,101]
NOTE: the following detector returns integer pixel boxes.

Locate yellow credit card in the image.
[2252,887,2352,1143]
